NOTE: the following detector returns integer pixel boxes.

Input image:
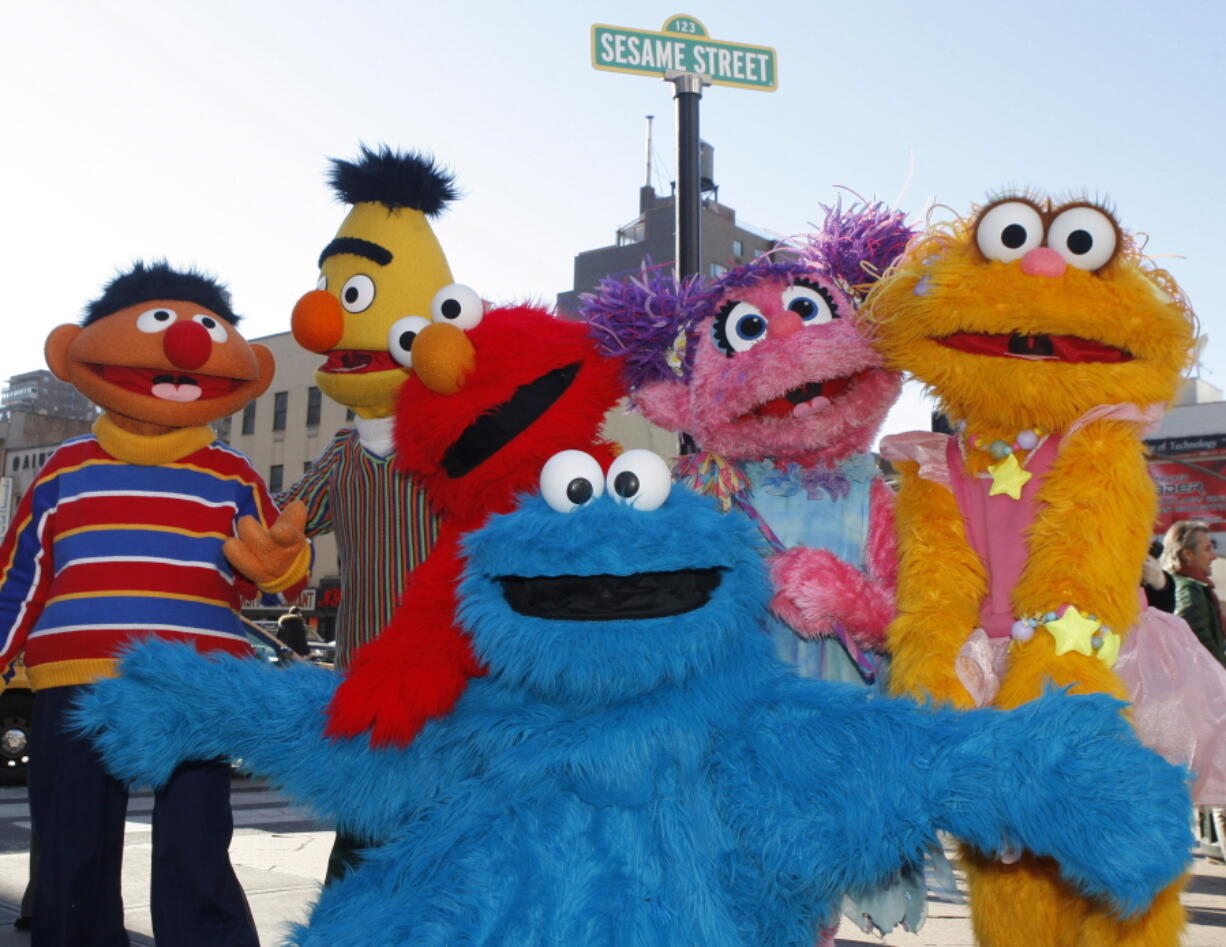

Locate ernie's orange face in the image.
[45,300,274,428]
[866,196,1197,434]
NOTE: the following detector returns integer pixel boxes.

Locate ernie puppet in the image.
[0,261,309,946]
[868,195,1197,946]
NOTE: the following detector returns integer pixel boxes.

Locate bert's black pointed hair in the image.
[328,145,458,216]
[82,261,241,326]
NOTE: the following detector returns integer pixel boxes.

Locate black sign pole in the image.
[669,72,707,280]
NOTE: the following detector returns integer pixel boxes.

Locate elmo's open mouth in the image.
[442,362,581,479]
[90,365,244,402]
[319,350,403,374]
[742,370,868,421]
[936,332,1133,363]
[499,568,723,621]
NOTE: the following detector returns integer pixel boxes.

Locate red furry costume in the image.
[326,298,625,745]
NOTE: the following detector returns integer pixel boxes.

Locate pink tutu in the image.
[1116,607,1226,805]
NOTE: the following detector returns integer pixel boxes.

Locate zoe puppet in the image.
[72,449,1193,945]
[867,195,1198,946]
[0,261,309,946]
[284,145,456,669]
[323,294,626,746]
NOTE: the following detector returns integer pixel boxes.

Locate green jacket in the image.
[1173,573,1226,669]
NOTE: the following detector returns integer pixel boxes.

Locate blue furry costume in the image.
[74,462,1192,946]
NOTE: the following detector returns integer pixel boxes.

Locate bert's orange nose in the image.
[412,322,475,395]
[292,290,345,353]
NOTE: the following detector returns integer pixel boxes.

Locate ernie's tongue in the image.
[747,376,854,420]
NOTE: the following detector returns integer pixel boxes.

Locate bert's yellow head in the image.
[866,195,1197,435]
[291,146,456,418]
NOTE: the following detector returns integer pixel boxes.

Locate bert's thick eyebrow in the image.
[318,237,393,268]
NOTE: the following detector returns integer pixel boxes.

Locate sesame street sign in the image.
[591,15,778,91]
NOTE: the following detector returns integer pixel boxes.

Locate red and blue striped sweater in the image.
[0,416,307,690]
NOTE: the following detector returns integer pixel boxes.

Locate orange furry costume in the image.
[867,196,1197,946]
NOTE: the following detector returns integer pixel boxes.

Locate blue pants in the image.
[28,685,258,947]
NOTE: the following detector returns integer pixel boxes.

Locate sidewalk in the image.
[0,829,1223,945]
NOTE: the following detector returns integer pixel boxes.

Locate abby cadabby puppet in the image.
[581,203,921,935]
[867,194,1202,946]
[582,203,911,690]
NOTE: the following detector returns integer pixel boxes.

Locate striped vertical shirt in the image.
[280,429,439,668]
[0,427,300,689]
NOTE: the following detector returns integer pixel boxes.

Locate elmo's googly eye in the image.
[606,449,671,511]
[136,307,177,333]
[713,301,767,356]
[191,313,228,343]
[340,274,376,313]
[781,281,838,325]
[1047,206,1118,271]
[975,201,1045,264]
[431,284,483,330]
[540,450,605,513]
[386,315,431,368]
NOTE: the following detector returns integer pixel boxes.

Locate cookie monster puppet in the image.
[73,448,1192,945]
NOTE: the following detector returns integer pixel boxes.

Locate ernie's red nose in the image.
[164,319,212,370]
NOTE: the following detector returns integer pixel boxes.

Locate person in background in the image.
[1163,519,1226,667]
[1143,538,1176,613]
[277,606,311,657]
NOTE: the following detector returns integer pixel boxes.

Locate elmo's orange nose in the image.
[412,323,475,395]
[292,290,345,353]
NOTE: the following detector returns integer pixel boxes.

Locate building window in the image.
[9,457,15,472]
[272,392,288,432]
[269,464,284,493]
[304,460,313,474]
[732,239,744,257]
[710,263,728,278]
[306,386,321,427]
[345,408,355,422]
[241,401,256,436]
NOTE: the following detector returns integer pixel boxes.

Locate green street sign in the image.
[591,14,778,91]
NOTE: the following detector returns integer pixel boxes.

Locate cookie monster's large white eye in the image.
[712,300,767,356]
[386,315,431,368]
[192,313,228,343]
[136,306,177,333]
[1047,205,1118,272]
[975,200,1045,264]
[431,283,483,330]
[781,281,838,325]
[540,450,606,513]
[606,449,671,511]
[340,274,375,313]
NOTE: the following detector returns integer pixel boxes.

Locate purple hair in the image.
[794,202,914,298]
[580,261,721,389]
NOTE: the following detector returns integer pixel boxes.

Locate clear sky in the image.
[3,0,1222,438]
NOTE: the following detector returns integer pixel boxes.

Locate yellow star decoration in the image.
[1043,606,1101,658]
[987,453,1032,500]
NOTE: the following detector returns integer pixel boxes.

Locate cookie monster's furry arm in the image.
[737,682,1190,917]
[71,640,422,840]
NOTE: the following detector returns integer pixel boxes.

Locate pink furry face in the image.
[687,274,901,464]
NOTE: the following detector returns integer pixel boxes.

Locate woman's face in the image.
[1184,531,1218,575]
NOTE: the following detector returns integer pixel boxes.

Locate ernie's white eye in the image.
[605,449,671,511]
[386,315,431,368]
[975,201,1045,264]
[192,313,228,343]
[781,281,837,325]
[135,307,177,333]
[540,450,605,513]
[431,283,483,330]
[1047,206,1118,271]
[340,274,375,313]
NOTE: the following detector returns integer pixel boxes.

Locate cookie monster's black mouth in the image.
[442,362,581,479]
[499,568,723,621]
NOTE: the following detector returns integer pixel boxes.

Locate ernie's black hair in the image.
[328,145,458,216]
[82,261,240,326]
